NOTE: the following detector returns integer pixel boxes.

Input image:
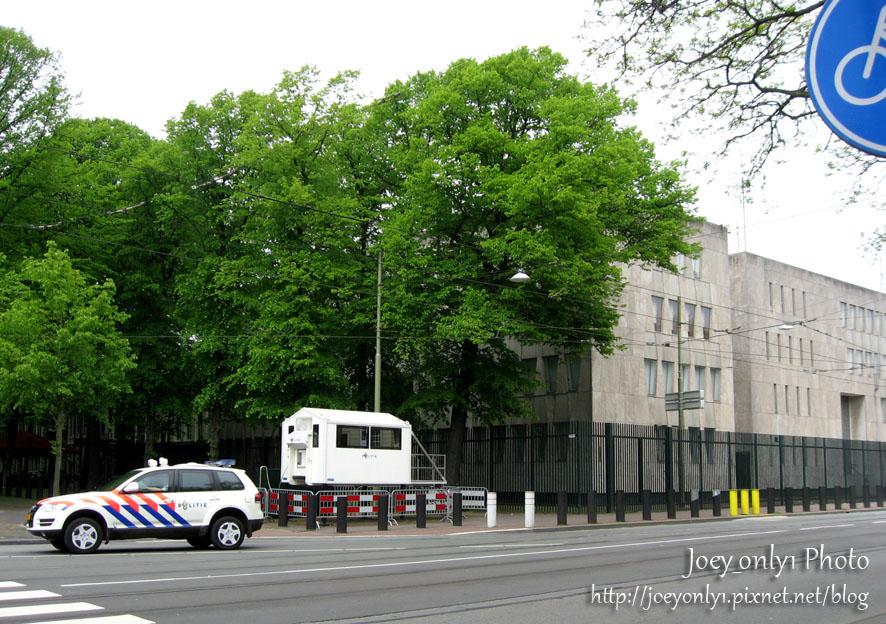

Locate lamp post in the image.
[374,250,382,412]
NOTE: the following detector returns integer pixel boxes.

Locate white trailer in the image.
[280,408,445,487]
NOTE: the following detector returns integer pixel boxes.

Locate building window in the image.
[544,355,558,393]
[701,306,711,339]
[695,365,705,394]
[765,332,771,360]
[769,282,774,310]
[848,348,854,373]
[711,368,721,401]
[652,296,664,332]
[810,341,814,366]
[776,333,782,362]
[669,299,680,334]
[799,338,804,366]
[882,398,886,422]
[773,384,778,414]
[784,385,790,413]
[869,309,875,333]
[849,304,856,329]
[807,388,812,416]
[791,288,797,315]
[675,253,685,273]
[644,359,657,396]
[662,361,675,393]
[566,358,581,392]
[692,255,701,278]
[521,358,537,394]
[788,336,793,364]
[685,303,696,338]
[681,364,691,391]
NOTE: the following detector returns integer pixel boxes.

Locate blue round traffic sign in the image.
[806,0,886,157]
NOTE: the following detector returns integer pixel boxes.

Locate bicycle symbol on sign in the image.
[835,4,886,105]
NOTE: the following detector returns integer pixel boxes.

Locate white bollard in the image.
[525,491,535,528]
[487,492,497,528]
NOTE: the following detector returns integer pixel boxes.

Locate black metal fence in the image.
[418,422,886,510]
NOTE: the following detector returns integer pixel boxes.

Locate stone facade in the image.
[510,221,886,443]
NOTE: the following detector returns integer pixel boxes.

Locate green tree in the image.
[371,47,697,483]
[0,244,135,495]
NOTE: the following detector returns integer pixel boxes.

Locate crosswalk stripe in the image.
[0,602,102,618]
[29,616,155,624]
[0,583,23,589]
[0,590,59,601]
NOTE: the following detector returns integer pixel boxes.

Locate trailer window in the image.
[312,424,319,448]
[337,425,369,449]
[370,427,402,450]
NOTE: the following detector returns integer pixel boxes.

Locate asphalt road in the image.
[1,510,885,624]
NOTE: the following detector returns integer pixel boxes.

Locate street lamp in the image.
[510,270,530,283]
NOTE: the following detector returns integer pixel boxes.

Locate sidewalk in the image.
[4,494,884,544]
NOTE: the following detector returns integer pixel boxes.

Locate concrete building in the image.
[514,221,886,444]
[730,252,886,441]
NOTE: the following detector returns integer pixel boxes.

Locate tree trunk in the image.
[445,341,477,485]
[209,406,221,461]
[2,413,19,493]
[83,415,102,490]
[52,407,65,496]
[144,410,155,463]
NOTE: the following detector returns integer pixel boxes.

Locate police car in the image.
[25,459,264,554]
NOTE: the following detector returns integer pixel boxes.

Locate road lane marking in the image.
[0,590,59,601]
[0,602,102,618]
[0,583,23,589]
[29,617,154,624]
[799,524,854,530]
[62,529,788,588]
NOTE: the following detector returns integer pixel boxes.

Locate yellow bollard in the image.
[740,489,750,515]
[751,489,761,515]
[729,489,739,516]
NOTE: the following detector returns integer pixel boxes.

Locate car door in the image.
[171,468,219,528]
[114,469,177,532]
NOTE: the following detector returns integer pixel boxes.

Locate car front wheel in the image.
[64,517,102,554]
[209,516,244,550]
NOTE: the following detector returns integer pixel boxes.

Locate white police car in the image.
[25,459,264,554]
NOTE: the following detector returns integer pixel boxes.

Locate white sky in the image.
[5,0,884,293]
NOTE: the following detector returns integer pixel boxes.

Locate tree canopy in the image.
[587,0,884,184]
[0,29,699,485]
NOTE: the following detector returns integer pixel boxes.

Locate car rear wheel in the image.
[64,517,102,554]
[209,516,244,550]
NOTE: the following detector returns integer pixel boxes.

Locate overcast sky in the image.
[5,0,884,294]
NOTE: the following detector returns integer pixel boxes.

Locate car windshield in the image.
[98,469,144,491]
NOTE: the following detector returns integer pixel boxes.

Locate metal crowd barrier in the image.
[262,486,488,520]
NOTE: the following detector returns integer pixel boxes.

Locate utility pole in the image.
[677,295,685,507]
[374,250,382,412]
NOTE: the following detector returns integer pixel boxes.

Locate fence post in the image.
[712,490,721,516]
[863,485,871,508]
[834,485,843,510]
[819,486,827,512]
[277,493,289,527]
[557,490,568,526]
[641,489,651,521]
[587,490,597,524]
[525,491,535,528]
[666,488,676,519]
[784,487,793,513]
[416,493,427,529]
[336,495,348,533]
[306,493,318,530]
[802,487,810,512]
[605,423,615,513]
[452,492,462,526]
[877,485,884,508]
[377,494,388,531]
[615,490,625,522]
[487,492,497,528]
[690,489,700,518]
[767,488,775,514]
[849,485,857,509]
